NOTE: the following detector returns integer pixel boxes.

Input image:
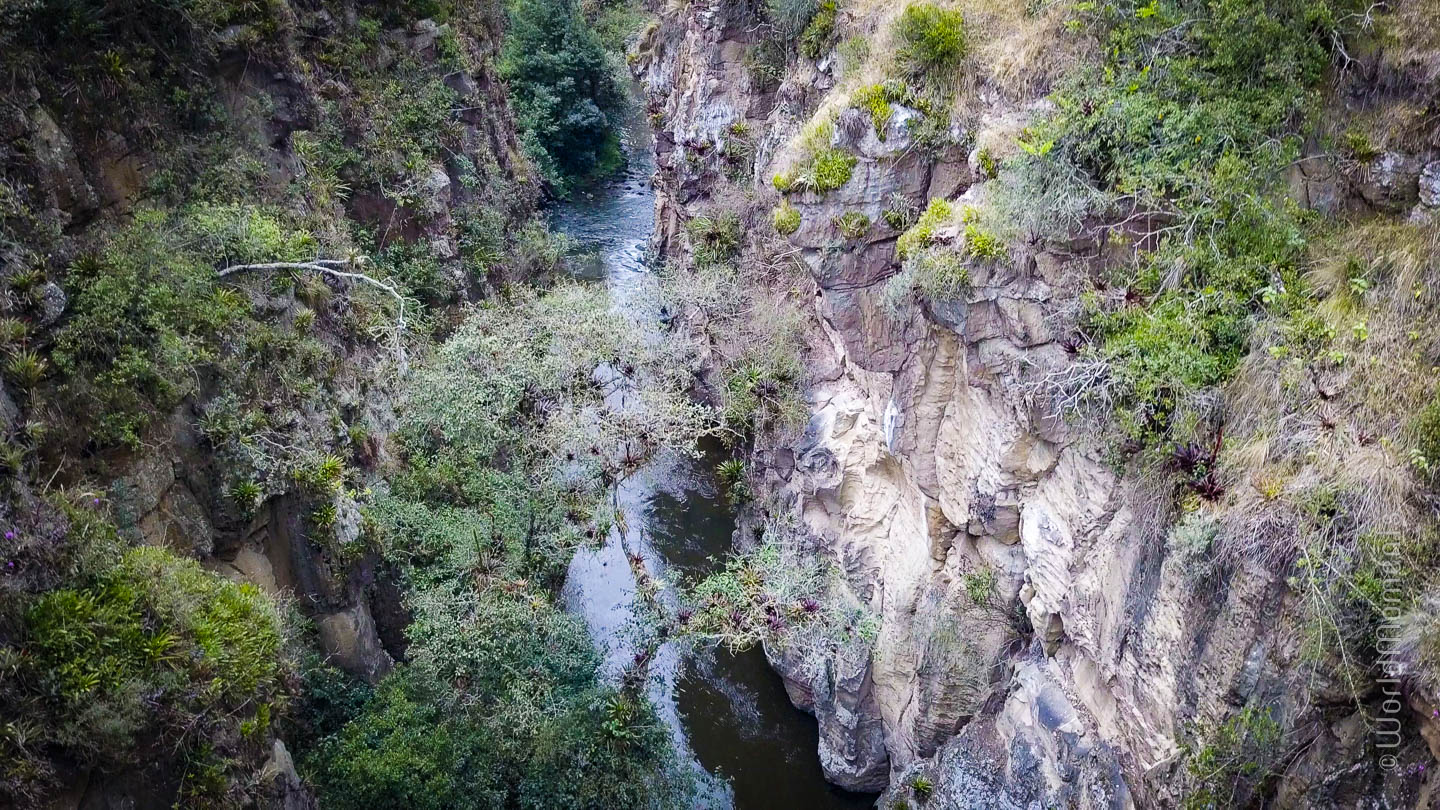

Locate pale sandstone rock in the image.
[318,601,395,684]
[641,1,1437,804]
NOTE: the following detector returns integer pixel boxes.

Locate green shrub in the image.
[1087,293,1249,432]
[1182,705,1282,810]
[308,600,687,809]
[722,354,807,438]
[25,545,283,707]
[52,207,308,448]
[1341,128,1381,161]
[977,147,998,178]
[687,212,743,267]
[1412,391,1440,478]
[717,458,750,503]
[838,35,870,73]
[884,247,969,309]
[910,773,935,798]
[894,3,966,79]
[896,197,953,258]
[767,0,821,36]
[307,671,497,810]
[963,223,1006,259]
[1021,0,1349,445]
[773,203,802,235]
[799,0,838,60]
[853,83,894,139]
[746,38,788,89]
[802,147,857,192]
[8,544,285,802]
[834,211,871,238]
[4,348,46,390]
[961,569,996,604]
[500,0,625,191]
[918,251,968,296]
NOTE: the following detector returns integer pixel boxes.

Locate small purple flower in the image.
[4,531,13,540]
[93,498,101,505]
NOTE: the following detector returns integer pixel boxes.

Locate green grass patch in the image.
[773,203,802,235]
[896,197,953,258]
[894,3,967,80]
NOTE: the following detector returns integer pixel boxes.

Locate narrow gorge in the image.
[2,0,1440,808]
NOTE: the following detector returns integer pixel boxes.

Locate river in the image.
[550,114,877,810]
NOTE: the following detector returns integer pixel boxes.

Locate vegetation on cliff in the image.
[0,0,685,806]
[650,0,1440,800]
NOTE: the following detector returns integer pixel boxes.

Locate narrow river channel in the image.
[550,110,877,810]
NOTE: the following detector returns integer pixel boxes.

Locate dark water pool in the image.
[553,103,876,810]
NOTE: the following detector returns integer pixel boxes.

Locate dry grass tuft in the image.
[1215,219,1440,573]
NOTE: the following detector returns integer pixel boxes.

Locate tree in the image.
[500,0,624,191]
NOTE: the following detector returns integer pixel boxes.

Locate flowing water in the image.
[551,114,877,810]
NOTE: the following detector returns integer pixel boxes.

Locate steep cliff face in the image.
[1,3,540,805]
[637,0,1440,805]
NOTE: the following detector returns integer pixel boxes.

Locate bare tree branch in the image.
[217,258,410,371]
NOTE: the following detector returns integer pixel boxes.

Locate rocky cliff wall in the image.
[636,0,1440,805]
[2,5,538,805]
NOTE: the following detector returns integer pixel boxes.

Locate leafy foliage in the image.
[307,627,684,809]
[673,536,876,661]
[1033,0,1352,444]
[1413,391,1440,479]
[896,197,953,258]
[501,0,626,191]
[305,279,702,809]
[1182,705,1282,809]
[3,535,286,805]
[893,3,967,79]
[772,203,803,235]
[766,0,821,37]
[687,212,744,267]
[853,83,894,140]
[834,211,871,239]
[51,206,315,448]
[799,0,838,60]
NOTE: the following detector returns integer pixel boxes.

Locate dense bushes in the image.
[1032,0,1352,444]
[799,0,839,59]
[894,3,967,79]
[766,0,821,37]
[299,282,705,808]
[501,0,627,192]
[0,0,291,130]
[307,648,680,809]
[53,206,317,449]
[1180,705,1282,809]
[2,525,287,805]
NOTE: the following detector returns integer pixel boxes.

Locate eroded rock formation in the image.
[635,0,1440,805]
